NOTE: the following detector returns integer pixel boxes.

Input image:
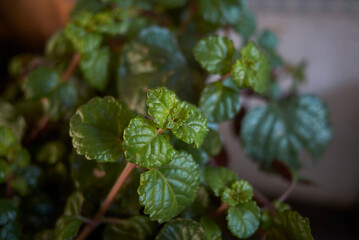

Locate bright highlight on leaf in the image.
[123,116,175,168]
[232,42,270,94]
[70,97,135,163]
[155,219,206,240]
[194,36,235,75]
[138,151,200,223]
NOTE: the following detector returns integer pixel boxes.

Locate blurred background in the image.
[0,0,358,239]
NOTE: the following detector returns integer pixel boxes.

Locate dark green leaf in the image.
[80,47,110,90]
[7,147,30,168]
[10,176,29,195]
[241,95,332,169]
[123,116,175,168]
[138,151,200,223]
[200,216,222,240]
[154,0,187,9]
[55,216,82,240]
[258,30,278,52]
[199,0,245,25]
[0,159,11,183]
[227,200,260,239]
[147,87,180,129]
[273,199,291,213]
[37,141,66,164]
[118,26,204,115]
[181,186,209,218]
[34,230,55,240]
[23,67,61,99]
[201,128,222,157]
[232,42,270,94]
[0,221,22,240]
[46,30,73,57]
[205,166,238,196]
[0,101,26,141]
[0,199,17,225]
[233,8,256,41]
[267,210,314,240]
[199,78,241,123]
[70,97,135,162]
[63,192,84,216]
[221,180,253,207]
[194,36,235,75]
[167,102,209,148]
[0,127,18,156]
[156,219,206,240]
[104,216,157,240]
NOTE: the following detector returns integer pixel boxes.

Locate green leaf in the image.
[104,216,157,240]
[0,101,26,141]
[55,216,82,240]
[273,199,291,213]
[34,230,55,240]
[154,0,187,9]
[80,47,110,90]
[138,151,200,223]
[46,30,73,57]
[168,102,209,148]
[118,26,204,115]
[0,221,22,240]
[194,36,235,75]
[7,147,30,168]
[199,0,245,25]
[200,216,222,240]
[221,180,253,207]
[232,42,270,94]
[0,199,17,225]
[63,192,84,216]
[0,159,11,183]
[267,210,314,240]
[199,78,241,123]
[37,141,66,164]
[241,95,332,169]
[123,116,175,168]
[65,20,103,53]
[0,127,18,156]
[205,166,238,196]
[70,97,135,163]
[227,200,261,239]
[258,30,278,52]
[147,87,180,129]
[23,67,61,99]
[201,128,222,157]
[155,219,206,240]
[181,186,209,219]
[233,8,256,42]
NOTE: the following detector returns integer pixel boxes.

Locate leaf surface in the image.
[155,219,206,240]
[205,166,238,196]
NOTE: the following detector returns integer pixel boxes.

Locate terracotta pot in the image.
[0,0,74,50]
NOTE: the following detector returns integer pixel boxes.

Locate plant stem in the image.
[156,128,166,134]
[178,1,197,36]
[210,202,229,218]
[23,115,50,144]
[62,53,81,82]
[278,180,297,203]
[253,187,276,214]
[76,162,136,240]
[217,71,232,82]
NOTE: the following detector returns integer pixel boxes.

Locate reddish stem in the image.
[23,115,49,144]
[62,53,81,82]
[178,1,197,36]
[278,180,297,203]
[76,162,136,240]
[210,202,229,219]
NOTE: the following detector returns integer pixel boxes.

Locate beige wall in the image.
[224,10,359,207]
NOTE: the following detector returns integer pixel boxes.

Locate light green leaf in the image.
[168,102,209,148]
[147,87,180,129]
[138,151,200,223]
[0,101,26,141]
[221,180,253,207]
[227,200,261,239]
[156,219,206,240]
[233,7,256,42]
[80,47,110,90]
[0,160,11,183]
[103,216,157,240]
[23,67,61,99]
[123,116,175,168]
[273,199,291,213]
[200,216,222,240]
[63,192,84,216]
[70,97,136,163]
[199,78,240,123]
[267,210,314,240]
[194,36,235,75]
[201,128,222,157]
[232,42,270,94]
[118,26,204,115]
[0,199,17,226]
[46,30,73,57]
[55,216,82,240]
[199,0,246,25]
[0,127,18,156]
[241,95,332,169]
[205,166,238,196]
